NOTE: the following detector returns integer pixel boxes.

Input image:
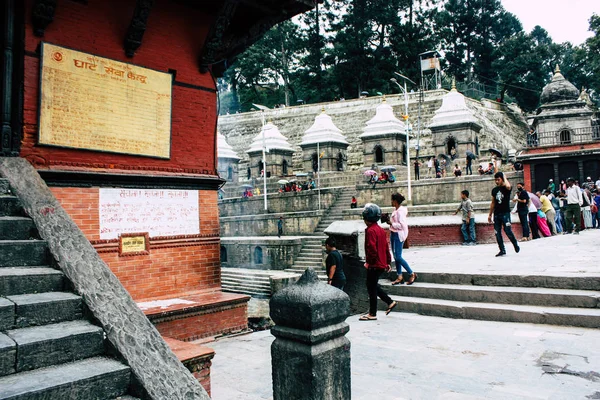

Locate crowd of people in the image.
[277,179,316,193]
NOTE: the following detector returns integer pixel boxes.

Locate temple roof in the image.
[540,65,580,105]
[217,132,240,160]
[301,110,348,146]
[246,121,294,153]
[428,80,479,128]
[359,98,406,138]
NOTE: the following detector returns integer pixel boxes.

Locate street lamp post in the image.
[390,75,415,204]
[252,103,270,212]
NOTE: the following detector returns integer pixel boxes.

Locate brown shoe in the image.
[407,273,417,285]
[391,276,404,285]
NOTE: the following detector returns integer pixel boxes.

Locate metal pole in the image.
[404,82,412,203]
[416,86,422,159]
[317,142,321,210]
[261,111,268,212]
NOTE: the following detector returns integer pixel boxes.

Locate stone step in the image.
[0,218,36,241]
[6,292,82,329]
[222,287,270,297]
[387,296,600,328]
[221,280,271,291]
[0,180,9,196]
[3,320,104,374]
[417,272,600,291]
[293,260,323,266]
[384,282,600,308]
[297,256,323,261]
[0,268,64,298]
[0,241,48,268]
[0,356,130,399]
[0,197,21,218]
[221,275,270,285]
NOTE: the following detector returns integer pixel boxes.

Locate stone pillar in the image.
[270,268,351,400]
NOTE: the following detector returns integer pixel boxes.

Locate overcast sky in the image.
[501,0,599,45]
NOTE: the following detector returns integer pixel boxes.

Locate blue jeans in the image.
[554,209,563,233]
[517,209,530,238]
[390,231,413,275]
[460,218,476,242]
[493,212,518,253]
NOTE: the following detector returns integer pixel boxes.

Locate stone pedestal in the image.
[270,268,350,400]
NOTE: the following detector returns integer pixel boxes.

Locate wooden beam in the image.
[124,0,154,58]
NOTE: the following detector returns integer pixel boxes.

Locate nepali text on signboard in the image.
[39,43,172,158]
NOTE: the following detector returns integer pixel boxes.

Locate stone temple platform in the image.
[209,230,600,400]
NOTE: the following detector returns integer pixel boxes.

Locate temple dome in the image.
[359,98,406,138]
[217,132,240,160]
[246,121,294,153]
[301,110,348,145]
[540,65,579,104]
[429,80,478,128]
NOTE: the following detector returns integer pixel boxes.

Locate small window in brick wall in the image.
[227,166,233,180]
[254,247,263,264]
[282,160,288,175]
[220,246,227,263]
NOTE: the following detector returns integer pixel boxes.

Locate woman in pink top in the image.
[389,193,417,285]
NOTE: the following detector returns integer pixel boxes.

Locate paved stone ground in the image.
[210,230,600,399]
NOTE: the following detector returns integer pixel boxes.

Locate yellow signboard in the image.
[119,233,149,256]
[39,43,172,158]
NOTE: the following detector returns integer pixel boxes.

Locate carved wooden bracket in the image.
[31,0,57,37]
[124,0,154,57]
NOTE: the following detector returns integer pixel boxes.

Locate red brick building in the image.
[1,0,316,341]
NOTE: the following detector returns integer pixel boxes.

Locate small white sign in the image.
[99,188,199,240]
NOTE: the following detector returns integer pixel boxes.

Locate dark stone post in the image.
[270,268,351,400]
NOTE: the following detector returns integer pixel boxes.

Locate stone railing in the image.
[526,126,600,148]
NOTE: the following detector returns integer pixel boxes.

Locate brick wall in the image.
[153,304,248,341]
[50,187,221,300]
[21,0,218,175]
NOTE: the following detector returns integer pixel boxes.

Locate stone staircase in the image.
[314,187,356,235]
[384,272,600,328]
[221,269,273,298]
[285,237,326,277]
[0,178,138,399]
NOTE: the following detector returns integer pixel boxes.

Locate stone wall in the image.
[220,238,303,270]
[218,91,529,177]
[355,171,524,206]
[220,211,324,237]
[219,188,338,217]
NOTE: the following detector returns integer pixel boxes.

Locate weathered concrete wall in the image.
[219,188,338,217]
[220,211,324,237]
[220,238,303,270]
[218,91,529,177]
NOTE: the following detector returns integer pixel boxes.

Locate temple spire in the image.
[451,77,457,92]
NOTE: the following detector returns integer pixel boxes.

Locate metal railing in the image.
[525,126,600,148]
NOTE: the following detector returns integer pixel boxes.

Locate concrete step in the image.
[384,282,600,308]
[293,260,323,266]
[221,280,271,292]
[6,292,82,328]
[417,272,600,291]
[0,241,48,268]
[0,218,37,241]
[221,276,270,285]
[0,180,9,196]
[297,256,322,261]
[387,296,600,328]
[0,356,130,399]
[4,320,104,374]
[0,197,22,218]
[222,287,270,297]
[0,268,64,298]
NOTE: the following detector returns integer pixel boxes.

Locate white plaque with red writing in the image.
[39,43,172,158]
[99,189,199,240]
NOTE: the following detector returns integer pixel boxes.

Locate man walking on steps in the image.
[488,172,520,257]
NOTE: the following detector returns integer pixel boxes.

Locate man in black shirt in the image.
[488,172,520,257]
[325,237,346,290]
[513,182,531,241]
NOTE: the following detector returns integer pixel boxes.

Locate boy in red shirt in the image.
[360,203,397,321]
